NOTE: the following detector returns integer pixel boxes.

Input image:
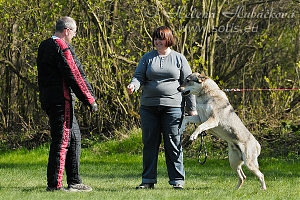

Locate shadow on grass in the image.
[184,157,300,179]
[1,151,300,195]
[1,157,299,180]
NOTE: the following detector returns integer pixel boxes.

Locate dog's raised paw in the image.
[189,134,198,141]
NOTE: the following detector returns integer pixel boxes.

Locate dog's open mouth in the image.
[182,90,191,96]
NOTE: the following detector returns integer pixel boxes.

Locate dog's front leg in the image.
[190,117,219,140]
[179,115,201,135]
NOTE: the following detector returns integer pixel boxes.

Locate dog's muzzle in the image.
[177,87,191,96]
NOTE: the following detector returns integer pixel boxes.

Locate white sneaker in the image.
[67,184,92,192]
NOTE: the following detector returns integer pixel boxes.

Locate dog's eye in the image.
[186,79,190,83]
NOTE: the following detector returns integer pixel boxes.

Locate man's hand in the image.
[90,101,98,112]
[127,84,135,95]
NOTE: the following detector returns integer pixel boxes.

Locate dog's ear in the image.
[200,71,206,76]
[197,73,207,83]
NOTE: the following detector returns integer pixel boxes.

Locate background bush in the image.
[0,0,299,155]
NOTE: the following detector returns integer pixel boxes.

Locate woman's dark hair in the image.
[152,26,175,47]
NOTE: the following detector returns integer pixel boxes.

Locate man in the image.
[37,16,98,192]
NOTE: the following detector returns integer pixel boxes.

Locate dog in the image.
[177,72,267,190]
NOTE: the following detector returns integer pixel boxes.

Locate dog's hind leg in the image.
[244,157,267,190]
[243,142,267,190]
[228,144,246,189]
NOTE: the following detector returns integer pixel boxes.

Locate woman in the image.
[127,26,197,190]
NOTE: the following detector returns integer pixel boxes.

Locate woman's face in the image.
[154,37,167,50]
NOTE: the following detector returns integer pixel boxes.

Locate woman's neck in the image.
[157,47,171,56]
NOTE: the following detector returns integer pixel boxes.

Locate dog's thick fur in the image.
[178,72,267,190]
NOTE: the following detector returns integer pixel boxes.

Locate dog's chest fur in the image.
[195,92,229,121]
[194,92,246,141]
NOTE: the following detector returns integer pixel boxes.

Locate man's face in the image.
[64,27,76,43]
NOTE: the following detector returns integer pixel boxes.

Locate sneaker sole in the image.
[67,188,92,192]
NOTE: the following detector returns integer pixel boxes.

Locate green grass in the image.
[0,130,299,200]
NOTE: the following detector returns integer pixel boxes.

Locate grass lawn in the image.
[0,131,299,200]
